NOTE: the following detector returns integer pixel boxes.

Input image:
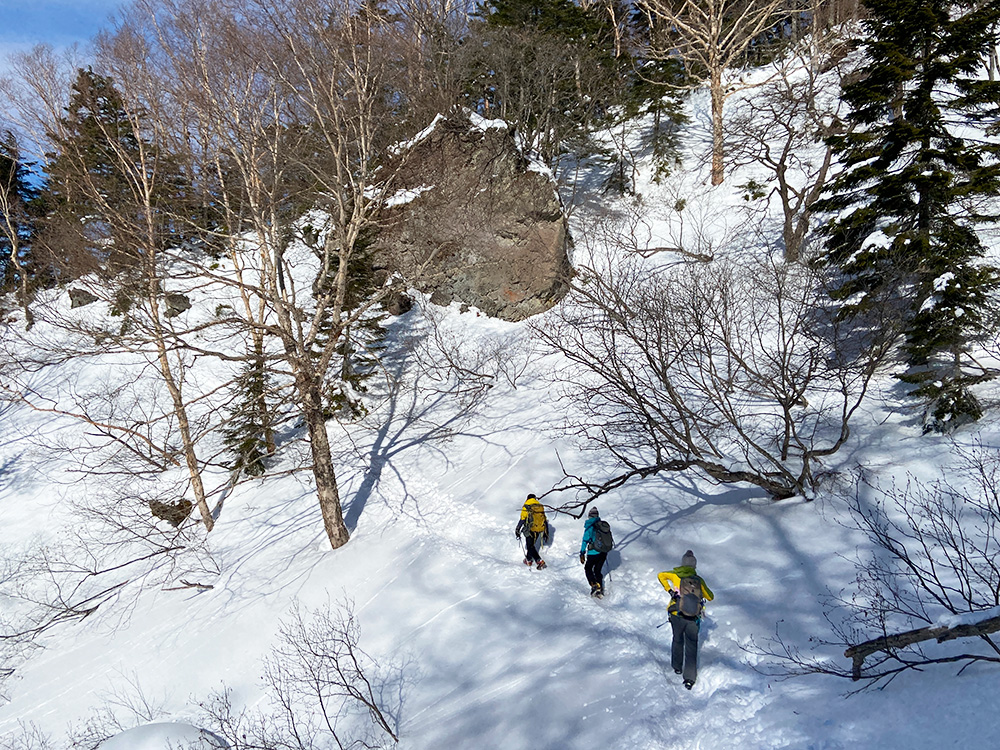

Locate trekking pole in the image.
[655,619,669,629]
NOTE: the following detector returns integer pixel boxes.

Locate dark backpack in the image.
[589,520,614,553]
[678,575,704,618]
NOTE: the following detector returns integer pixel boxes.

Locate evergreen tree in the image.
[818,0,1000,432]
[463,0,626,164]
[0,130,43,320]
[45,69,141,263]
[43,68,196,275]
[308,223,388,421]
[481,0,601,35]
[626,4,688,182]
[222,351,276,478]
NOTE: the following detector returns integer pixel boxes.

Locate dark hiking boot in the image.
[683,680,695,690]
[674,669,683,675]
[523,558,533,567]
[536,560,547,570]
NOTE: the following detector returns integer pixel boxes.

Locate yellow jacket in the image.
[658,568,714,601]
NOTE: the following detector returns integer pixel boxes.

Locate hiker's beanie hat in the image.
[588,507,600,518]
[527,493,536,500]
[681,550,697,568]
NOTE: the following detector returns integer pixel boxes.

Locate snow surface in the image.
[385,185,435,207]
[99,723,227,749]
[3,67,1000,750]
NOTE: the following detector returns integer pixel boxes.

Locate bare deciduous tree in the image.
[728,6,859,261]
[110,0,429,549]
[199,601,400,749]
[1,45,221,532]
[536,241,896,505]
[639,0,790,185]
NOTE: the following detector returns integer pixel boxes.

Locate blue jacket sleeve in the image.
[580,519,594,554]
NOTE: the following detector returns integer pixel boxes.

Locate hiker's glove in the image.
[515,529,521,539]
[579,553,586,564]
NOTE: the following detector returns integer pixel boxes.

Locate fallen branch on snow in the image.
[845,611,1000,680]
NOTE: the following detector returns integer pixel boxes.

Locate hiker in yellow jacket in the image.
[658,550,714,689]
[515,494,549,569]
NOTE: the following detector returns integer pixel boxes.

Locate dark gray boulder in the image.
[374,110,572,321]
[68,288,99,308]
[164,292,192,318]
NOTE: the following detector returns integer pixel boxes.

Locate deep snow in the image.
[2,82,1000,750]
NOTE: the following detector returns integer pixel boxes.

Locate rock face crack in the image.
[375,110,572,321]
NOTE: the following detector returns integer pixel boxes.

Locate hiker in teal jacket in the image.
[579,507,608,597]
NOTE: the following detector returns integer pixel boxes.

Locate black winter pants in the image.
[524,531,543,563]
[584,551,608,589]
[669,613,700,684]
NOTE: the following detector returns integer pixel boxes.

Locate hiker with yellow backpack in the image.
[515,494,549,569]
[658,550,714,690]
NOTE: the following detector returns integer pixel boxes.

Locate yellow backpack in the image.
[524,503,547,533]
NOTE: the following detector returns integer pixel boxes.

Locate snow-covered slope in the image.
[2,90,1000,750]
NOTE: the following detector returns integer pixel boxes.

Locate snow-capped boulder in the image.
[375,109,572,321]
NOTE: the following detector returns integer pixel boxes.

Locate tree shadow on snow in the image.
[342,312,536,532]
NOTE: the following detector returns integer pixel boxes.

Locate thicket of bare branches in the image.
[754,443,1000,688]
[0,485,217,696]
[199,601,400,750]
[728,4,859,261]
[536,237,897,505]
[2,602,396,750]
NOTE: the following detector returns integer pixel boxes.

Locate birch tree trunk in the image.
[710,65,725,186]
[300,375,349,548]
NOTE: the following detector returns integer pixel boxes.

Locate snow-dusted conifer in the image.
[222,354,276,478]
[818,0,1000,432]
[0,130,43,326]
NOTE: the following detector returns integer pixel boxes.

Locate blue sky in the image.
[0,1,122,49]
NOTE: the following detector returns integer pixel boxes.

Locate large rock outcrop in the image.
[374,110,572,321]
